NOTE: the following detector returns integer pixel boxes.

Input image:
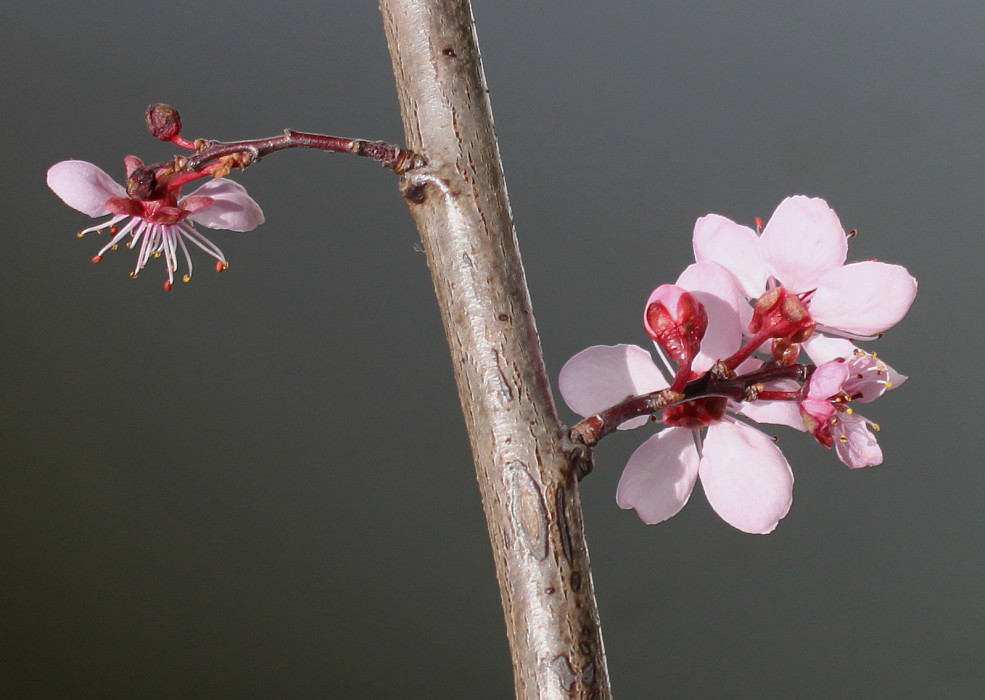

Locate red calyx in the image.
[644,285,708,369]
[749,287,816,344]
[662,397,728,429]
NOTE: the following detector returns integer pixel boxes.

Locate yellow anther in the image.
[152,251,162,259]
[76,231,85,238]
[838,435,848,443]
[871,423,881,431]
[844,407,854,414]
[182,274,191,283]
[885,381,893,388]
[111,245,119,251]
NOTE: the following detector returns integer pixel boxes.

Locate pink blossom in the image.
[560,272,794,534]
[799,346,905,468]
[692,196,917,337]
[47,159,264,290]
[559,343,793,534]
[561,270,795,535]
[673,262,747,372]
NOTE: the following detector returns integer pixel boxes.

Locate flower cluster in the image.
[560,196,916,534]
[47,158,264,291]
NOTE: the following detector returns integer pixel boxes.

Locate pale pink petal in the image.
[808,261,918,335]
[699,421,794,534]
[833,414,883,468]
[616,428,699,524]
[800,398,836,425]
[807,361,851,399]
[733,357,765,374]
[864,360,907,398]
[186,179,265,231]
[730,358,805,428]
[676,262,746,372]
[738,399,805,430]
[803,335,858,365]
[46,160,126,217]
[761,196,848,293]
[692,213,769,298]
[845,353,906,403]
[558,345,669,429]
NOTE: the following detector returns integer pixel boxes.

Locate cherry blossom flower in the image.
[559,343,794,534]
[799,342,905,468]
[561,276,795,534]
[560,197,915,534]
[692,195,917,338]
[47,159,264,290]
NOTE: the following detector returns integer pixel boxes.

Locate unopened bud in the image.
[126,166,158,200]
[145,103,183,141]
[644,285,707,369]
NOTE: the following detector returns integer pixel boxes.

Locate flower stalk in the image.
[176,129,426,176]
[570,362,814,448]
[139,102,426,193]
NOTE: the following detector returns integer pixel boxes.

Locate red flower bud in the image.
[145,103,183,142]
[643,285,707,369]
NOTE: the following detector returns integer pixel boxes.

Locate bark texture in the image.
[379,1,611,698]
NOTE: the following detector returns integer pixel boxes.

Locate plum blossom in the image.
[799,343,905,468]
[561,275,795,534]
[692,195,917,338]
[560,343,793,534]
[561,196,915,534]
[47,159,264,290]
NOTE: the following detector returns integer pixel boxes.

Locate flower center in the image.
[104,193,187,225]
[661,396,728,429]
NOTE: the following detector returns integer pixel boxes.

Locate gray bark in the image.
[379,1,612,697]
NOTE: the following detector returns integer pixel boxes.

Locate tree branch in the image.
[378,1,611,697]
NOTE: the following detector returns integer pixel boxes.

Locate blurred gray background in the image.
[2,1,980,697]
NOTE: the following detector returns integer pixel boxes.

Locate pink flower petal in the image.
[761,196,848,293]
[692,213,769,298]
[868,362,907,397]
[46,160,126,217]
[848,355,906,403]
[558,344,669,429]
[833,414,883,468]
[807,361,851,399]
[732,357,805,428]
[738,399,805,430]
[186,179,265,231]
[699,421,794,534]
[616,428,699,524]
[800,398,836,426]
[676,262,746,372]
[808,261,918,336]
[178,195,215,214]
[802,335,858,365]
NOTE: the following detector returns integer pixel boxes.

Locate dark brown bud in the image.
[145,103,182,141]
[126,166,158,199]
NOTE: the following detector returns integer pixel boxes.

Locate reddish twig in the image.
[178,130,426,175]
[570,362,814,447]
